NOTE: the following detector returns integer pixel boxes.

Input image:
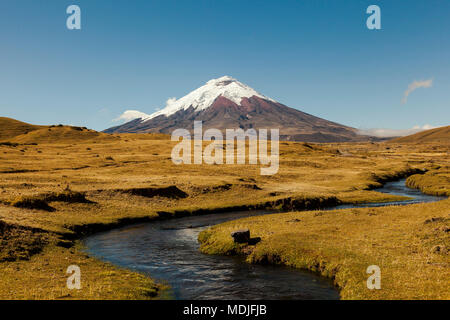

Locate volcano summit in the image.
[105,76,372,142]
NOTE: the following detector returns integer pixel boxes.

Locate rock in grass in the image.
[231,229,250,243]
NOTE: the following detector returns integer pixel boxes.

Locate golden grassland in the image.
[0,122,448,299]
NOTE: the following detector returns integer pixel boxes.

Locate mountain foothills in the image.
[105,76,375,143]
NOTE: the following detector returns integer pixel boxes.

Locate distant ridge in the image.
[389,125,450,144]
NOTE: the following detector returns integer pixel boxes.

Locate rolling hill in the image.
[0,117,169,144]
[0,117,44,141]
[0,118,111,144]
[390,125,450,144]
[10,125,105,144]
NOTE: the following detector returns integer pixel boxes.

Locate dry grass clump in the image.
[406,169,450,196]
[117,185,188,199]
[0,142,19,147]
[8,197,56,212]
[0,221,48,262]
[43,190,93,203]
[3,191,92,212]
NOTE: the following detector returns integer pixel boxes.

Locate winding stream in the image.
[83,179,445,300]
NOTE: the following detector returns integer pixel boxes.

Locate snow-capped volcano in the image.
[142,76,275,121]
[105,76,374,142]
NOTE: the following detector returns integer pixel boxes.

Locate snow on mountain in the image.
[141,76,275,121]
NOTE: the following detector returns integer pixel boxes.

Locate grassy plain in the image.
[0,121,448,299]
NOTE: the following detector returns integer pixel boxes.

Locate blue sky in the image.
[0,0,448,133]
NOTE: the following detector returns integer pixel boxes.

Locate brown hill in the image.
[0,117,170,144]
[0,117,113,144]
[10,125,107,144]
[0,117,44,141]
[389,126,450,144]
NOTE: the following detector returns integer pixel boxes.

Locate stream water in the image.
[83,179,445,300]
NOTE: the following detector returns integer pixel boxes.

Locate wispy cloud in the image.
[114,110,150,122]
[357,124,435,138]
[165,97,177,107]
[402,79,433,104]
[114,97,176,123]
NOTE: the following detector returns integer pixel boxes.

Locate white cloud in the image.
[113,97,177,123]
[165,97,177,108]
[402,79,433,104]
[114,110,150,122]
[357,124,436,138]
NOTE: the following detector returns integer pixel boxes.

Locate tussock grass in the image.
[116,185,188,199]
[0,142,19,147]
[0,221,48,262]
[3,191,92,212]
[43,190,93,203]
[406,170,450,196]
[8,197,56,212]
